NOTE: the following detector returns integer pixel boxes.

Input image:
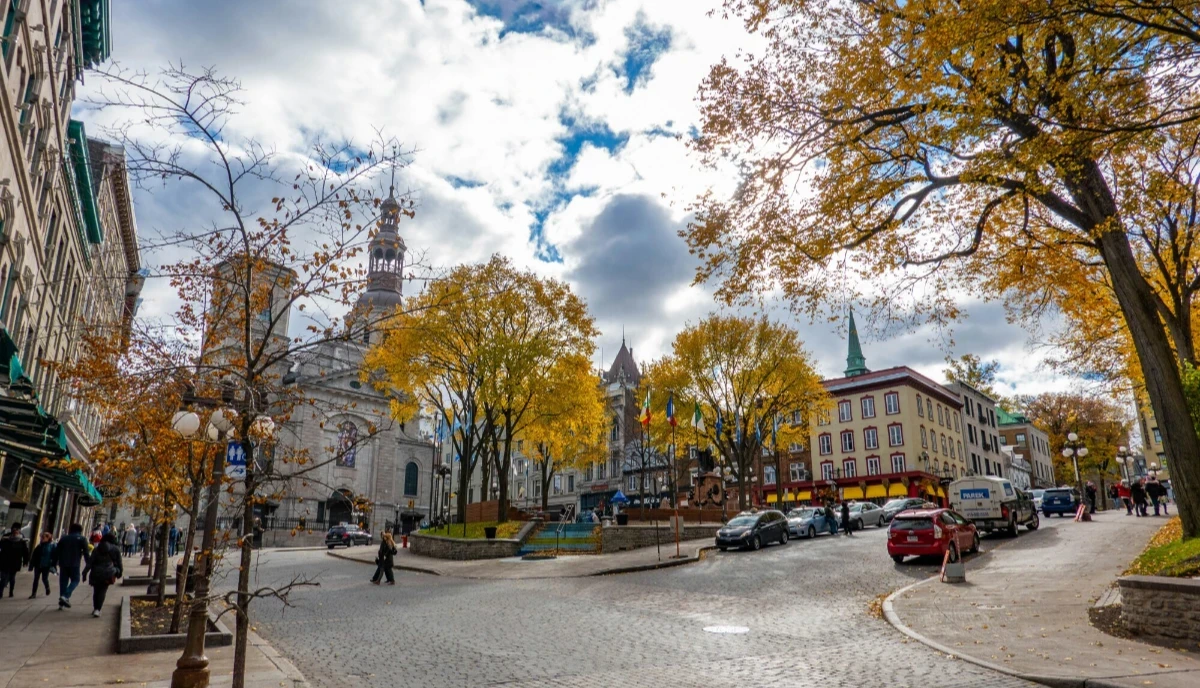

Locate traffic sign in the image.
[226,441,247,480]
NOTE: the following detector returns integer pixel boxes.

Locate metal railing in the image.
[555,504,576,553]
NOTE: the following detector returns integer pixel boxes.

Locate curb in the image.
[249,628,311,687]
[590,546,713,576]
[325,550,441,576]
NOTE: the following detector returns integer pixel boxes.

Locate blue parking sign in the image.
[226,441,247,480]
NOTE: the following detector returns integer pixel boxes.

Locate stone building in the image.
[946,380,1007,480]
[997,408,1055,488]
[1,2,127,537]
[1135,401,1167,482]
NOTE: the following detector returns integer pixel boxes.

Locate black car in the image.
[882,498,930,523]
[325,525,372,549]
[715,510,789,551]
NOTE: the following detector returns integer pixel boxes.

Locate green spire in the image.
[845,308,869,377]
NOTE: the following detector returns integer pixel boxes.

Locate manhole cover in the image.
[704,625,750,634]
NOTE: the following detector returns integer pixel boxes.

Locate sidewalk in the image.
[328,538,712,579]
[0,577,307,688]
[884,510,1200,688]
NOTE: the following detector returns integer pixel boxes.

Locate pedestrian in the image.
[82,531,122,618]
[27,532,56,599]
[370,531,399,585]
[1117,480,1132,515]
[168,525,179,557]
[1085,481,1097,514]
[122,525,137,557]
[1131,478,1148,517]
[823,503,838,535]
[90,526,103,545]
[1146,478,1166,516]
[1161,480,1172,515]
[55,523,89,609]
[137,527,149,556]
[0,523,30,597]
[1107,483,1119,510]
[840,501,853,536]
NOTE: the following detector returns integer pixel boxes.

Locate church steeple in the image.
[357,189,406,310]
[844,308,869,377]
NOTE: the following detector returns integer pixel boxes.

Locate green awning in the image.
[67,120,102,245]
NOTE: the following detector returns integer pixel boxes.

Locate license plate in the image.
[965,510,989,519]
[907,536,918,542]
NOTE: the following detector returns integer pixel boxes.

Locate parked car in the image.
[1041,487,1082,517]
[882,497,928,522]
[1030,489,1046,511]
[949,475,1039,536]
[716,510,789,551]
[325,525,372,549]
[848,502,886,529]
[887,508,979,564]
[786,507,837,538]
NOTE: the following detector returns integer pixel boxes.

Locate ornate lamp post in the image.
[1149,462,1160,479]
[1061,432,1089,521]
[1116,446,1133,483]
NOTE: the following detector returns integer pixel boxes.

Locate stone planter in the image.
[121,575,177,588]
[1118,575,1200,643]
[118,595,233,654]
[410,521,538,560]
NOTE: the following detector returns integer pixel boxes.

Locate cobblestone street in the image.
[221,521,1057,688]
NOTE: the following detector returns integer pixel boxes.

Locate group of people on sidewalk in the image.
[0,523,124,617]
[1110,477,1172,517]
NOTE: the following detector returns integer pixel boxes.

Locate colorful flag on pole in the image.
[639,391,652,427]
[754,418,762,445]
[692,402,704,432]
[715,409,723,436]
[666,392,677,427]
[772,414,779,449]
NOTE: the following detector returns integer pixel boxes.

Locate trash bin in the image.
[175,563,196,594]
[616,513,629,526]
[484,526,497,539]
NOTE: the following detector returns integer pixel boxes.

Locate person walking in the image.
[1162,480,1172,515]
[1117,480,1132,515]
[90,526,103,546]
[168,525,179,557]
[840,501,853,537]
[0,523,30,597]
[122,525,137,558]
[82,531,122,618]
[55,523,89,609]
[27,532,56,599]
[1085,481,1098,514]
[1131,478,1148,517]
[1146,478,1166,516]
[823,503,838,535]
[370,532,399,585]
[137,527,149,557]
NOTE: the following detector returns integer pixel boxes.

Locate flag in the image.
[754,418,762,445]
[436,415,446,443]
[735,408,743,445]
[639,391,652,427]
[715,409,723,436]
[666,392,677,427]
[691,402,704,432]
[772,414,779,449]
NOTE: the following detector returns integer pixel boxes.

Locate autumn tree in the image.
[85,63,415,687]
[943,354,1018,412]
[643,315,829,510]
[1020,392,1132,503]
[688,1,1200,536]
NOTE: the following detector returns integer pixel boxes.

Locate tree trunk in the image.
[497,434,512,524]
[154,518,170,606]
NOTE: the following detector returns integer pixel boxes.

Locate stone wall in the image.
[601,524,722,553]
[409,521,539,560]
[1119,575,1200,642]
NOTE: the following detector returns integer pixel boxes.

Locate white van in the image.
[949,476,1039,536]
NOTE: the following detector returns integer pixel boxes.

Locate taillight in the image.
[1001,505,1010,518]
[343,533,350,539]
[933,525,943,539]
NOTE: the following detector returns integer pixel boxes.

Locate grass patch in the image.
[1125,517,1200,578]
[419,521,522,540]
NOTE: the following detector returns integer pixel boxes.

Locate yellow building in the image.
[1136,401,1169,481]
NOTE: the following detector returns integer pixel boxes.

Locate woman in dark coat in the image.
[83,531,123,617]
[840,502,853,537]
[27,532,55,598]
[370,531,398,585]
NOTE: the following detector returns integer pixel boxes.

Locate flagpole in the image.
[672,418,680,558]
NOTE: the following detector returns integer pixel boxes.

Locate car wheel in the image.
[327,545,335,550]
[855,519,864,531]
[751,535,762,551]
[1026,512,1040,531]
[718,547,727,552]
[807,526,816,539]
[780,529,789,544]
[1008,516,1019,537]
[891,555,905,564]
[970,533,980,554]
[947,542,960,563]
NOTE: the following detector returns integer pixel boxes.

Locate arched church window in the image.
[404,462,419,496]
[336,421,358,468]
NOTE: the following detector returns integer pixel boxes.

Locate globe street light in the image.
[1116,446,1132,483]
[1061,432,1089,521]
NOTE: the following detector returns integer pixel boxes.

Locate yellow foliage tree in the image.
[687,1,1200,536]
[643,314,830,510]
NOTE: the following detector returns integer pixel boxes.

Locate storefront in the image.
[755,471,948,510]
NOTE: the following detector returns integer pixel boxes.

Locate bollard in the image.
[402,534,408,548]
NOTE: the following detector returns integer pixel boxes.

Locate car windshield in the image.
[1031,490,1045,498]
[726,516,757,527]
[890,517,934,531]
[788,509,816,519]
[884,499,909,509]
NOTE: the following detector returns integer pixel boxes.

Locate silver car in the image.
[786,507,838,538]
[847,502,886,529]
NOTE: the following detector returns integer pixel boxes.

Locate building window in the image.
[1152,428,1162,444]
[789,463,804,481]
[585,464,593,481]
[1000,435,1008,446]
[926,398,933,419]
[885,392,900,415]
[920,426,928,448]
[821,461,834,480]
[1015,432,1026,445]
[958,441,964,461]
[817,411,830,426]
[936,405,943,426]
[598,461,606,480]
[553,475,562,495]
[840,430,855,453]
[888,424,904,447]
[628,474,638,492]
[866,456,880,476]
[567,475,575,493]
[861,396,875,418]
[864,427,879,450]
[610,455,621,477]
[335,421,359,468]
[972,454,981,475]
[791,410,802,424]
[403,462,419,496]
[953,414,960,432]
[891,454,906,473]
[764,465,777,485]
[789,442,802,453]
[610,417,619,442]
[968,425,977,444]
[842,459,856,478]
[916,395,923,417]
[941,434,948,455]
[949,441,956,459]
[838,400,852,422]
[988,409,995,427]
[819,433,832,455]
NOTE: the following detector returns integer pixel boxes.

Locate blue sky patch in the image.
[615,14,672,93]
[466,0,588,42]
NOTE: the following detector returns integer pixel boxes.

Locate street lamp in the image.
[1061,432,1089,521]
[1149,462,1160,479]
[1116,446,1132,483]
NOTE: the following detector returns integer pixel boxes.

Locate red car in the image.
[887,508,979,564]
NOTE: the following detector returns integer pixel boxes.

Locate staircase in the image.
[517,523,600,556]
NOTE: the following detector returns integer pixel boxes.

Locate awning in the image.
[842,486,865,500]
[888,483,908,497]
[796,490,812,501]
[783,491,793,501]
[766,493,778,503]
[936,487,946,498]
[866,485,887,499]
[923,484,938,496]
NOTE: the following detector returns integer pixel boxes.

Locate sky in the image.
[88,0,1083,400]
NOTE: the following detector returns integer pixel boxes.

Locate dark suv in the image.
[325,525,372,549]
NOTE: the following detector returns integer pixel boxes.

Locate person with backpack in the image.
[83,532,123,618]
[55,523,90,609]
[370,531,399,585]
[27,532,56,599]
[0,523,30,597]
